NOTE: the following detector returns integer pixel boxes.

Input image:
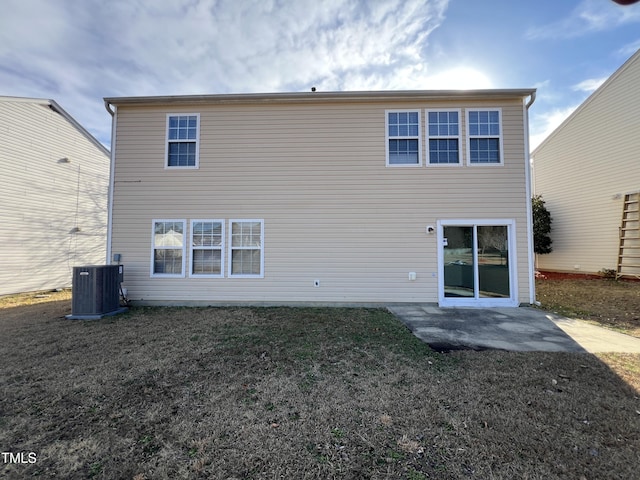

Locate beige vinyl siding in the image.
[532,50,640,274]
[111,97,531,304]
[0,99,109,295]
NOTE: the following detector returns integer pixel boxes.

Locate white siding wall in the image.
[533,51,640,274]
[111,97,531,304]
[0,99,110,295]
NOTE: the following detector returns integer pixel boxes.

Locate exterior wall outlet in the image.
[408,272,417,281]
[314,279,320,287]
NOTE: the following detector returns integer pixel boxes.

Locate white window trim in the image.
[165,113,200,169]
[189,219,225,278]
[465,108,504,166]
[150,219,187,278]
[385,109,422,167]
[426,108,462,167]
[436,219,518,307]
[228,219,265,278]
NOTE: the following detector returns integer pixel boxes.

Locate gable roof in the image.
[104,89,536,108]
[0,96,109,156]
[532,48,640,155]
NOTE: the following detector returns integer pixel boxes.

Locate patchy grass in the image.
[536,277,640,337]
[1,298,640,479]
[596,353,640,392]
[535,277,640,392]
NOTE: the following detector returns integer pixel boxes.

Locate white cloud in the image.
[617,39,640,58]
[526,0,640,39]
[422,67,493,89]
[0,0,453,145]
[572,77,607,93]
[316,64,492,92]
[0,0,451,96]
[530,104,579,151]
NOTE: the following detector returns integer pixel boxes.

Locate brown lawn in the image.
[1,287,639,479]
[535,275,640,338]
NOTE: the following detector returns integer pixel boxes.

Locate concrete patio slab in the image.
[387,305,640,353]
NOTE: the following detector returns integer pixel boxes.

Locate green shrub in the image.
[532,195,553,254]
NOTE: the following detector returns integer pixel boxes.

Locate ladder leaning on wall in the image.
[617,191,640,279]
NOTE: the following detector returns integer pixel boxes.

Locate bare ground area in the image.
[1,290,640,479]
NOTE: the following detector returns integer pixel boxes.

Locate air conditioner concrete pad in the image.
[66,307,128,320]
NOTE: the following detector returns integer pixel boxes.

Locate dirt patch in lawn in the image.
[2,299,640,479]
[535,277,640,338]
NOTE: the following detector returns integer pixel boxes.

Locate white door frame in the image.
[437,219,518,307]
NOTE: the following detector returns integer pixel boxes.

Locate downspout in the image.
[523,92,537,305]
[104,100,116,265]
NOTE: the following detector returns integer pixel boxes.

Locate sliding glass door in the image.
[440,221,515,306]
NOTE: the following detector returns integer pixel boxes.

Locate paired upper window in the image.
[166,114,199,168]
[386,108,502,166]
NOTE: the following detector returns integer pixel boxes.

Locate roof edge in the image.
[0,95,57,106]
[48,100,110,156]
[104,89,536,106]
[532,48,640,156]
[0,95,109,156]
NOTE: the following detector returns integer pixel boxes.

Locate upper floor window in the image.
[427,110,460,165]
[466,109,503,165]
[166,114,199,168]
[386,110,421,166]
[151,220,186,277]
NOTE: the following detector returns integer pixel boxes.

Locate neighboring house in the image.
[532,49,640,277]
[0,96,110,296]
[104,89,536,307]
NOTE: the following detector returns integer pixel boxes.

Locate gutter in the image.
[104,100,115,116]
[104,100,116,265]
[104,88,538,107]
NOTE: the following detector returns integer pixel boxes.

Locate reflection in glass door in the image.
[443,226,474,297]
[442,224,511,301]
[477,226,509,298]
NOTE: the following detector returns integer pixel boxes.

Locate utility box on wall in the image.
[67,265,127,320]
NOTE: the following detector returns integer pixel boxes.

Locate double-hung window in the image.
[467,109,503,165]
[229,220,264,277]
[151,220,186,277]
[427,110,461,165]
[190,220,224,277]
[386,110,421,166]
[166,114,199,168]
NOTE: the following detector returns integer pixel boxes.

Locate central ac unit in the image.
[66,265,128,320]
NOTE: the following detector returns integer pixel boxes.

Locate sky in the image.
[1,0,639,151]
